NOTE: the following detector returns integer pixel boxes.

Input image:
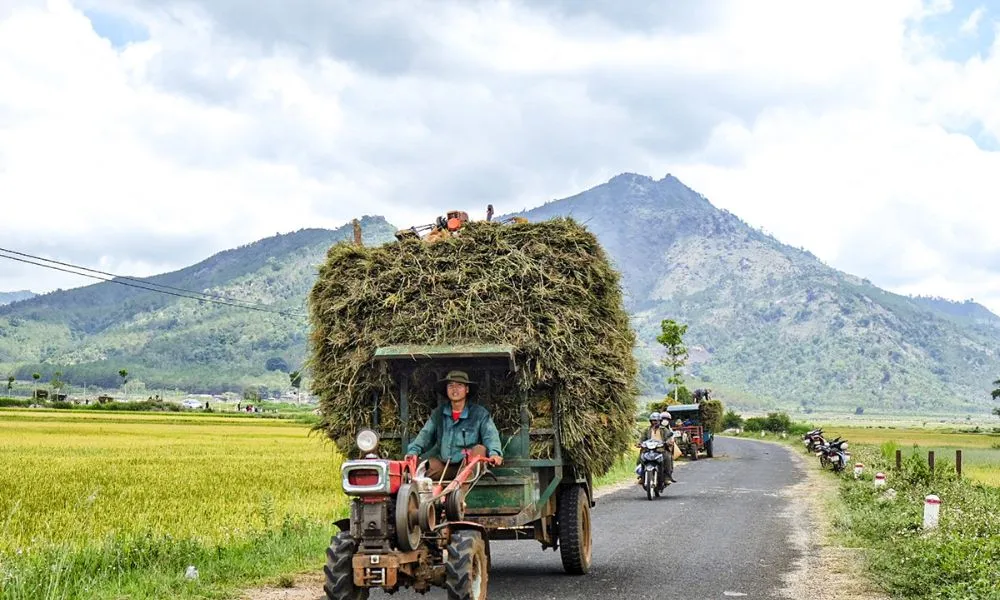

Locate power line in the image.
[0,250,307,318]
[0,245,272,307]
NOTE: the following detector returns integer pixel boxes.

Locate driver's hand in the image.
[488,455,503,466]
[404,454,417,462]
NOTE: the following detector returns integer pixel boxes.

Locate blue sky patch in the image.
[943,121,1000,151]
[83,9,149,49]
[913,0,997,62]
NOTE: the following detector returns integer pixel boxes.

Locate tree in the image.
[992,378,1000,400]
[5,376,13,396]
[289,370,302,404]
[119,369,129,402]
[51,371,64,400]
[721,410,744,430]
[32,372,40,398]
[657,319,689,403]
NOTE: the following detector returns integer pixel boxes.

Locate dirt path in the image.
[778,445,889,600]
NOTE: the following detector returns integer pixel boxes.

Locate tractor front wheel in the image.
[324,532,368,600]
[445,530,488,600]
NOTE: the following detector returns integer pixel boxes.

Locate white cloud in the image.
[1,0,999,315]
[960,5,986,35]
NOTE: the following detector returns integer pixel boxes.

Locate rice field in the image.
[0,408,346,599]
[812,424,1000,487]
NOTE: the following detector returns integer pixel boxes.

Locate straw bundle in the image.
[307,218,639,476]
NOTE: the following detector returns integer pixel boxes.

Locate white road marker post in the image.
[923,495,941,530]
[874,472,886,488]
[854,463,864,479]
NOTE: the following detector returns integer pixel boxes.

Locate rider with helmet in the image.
[636,411,676,486]
[658,411,677,483]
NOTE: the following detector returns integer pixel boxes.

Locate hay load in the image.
[308,217,639,476]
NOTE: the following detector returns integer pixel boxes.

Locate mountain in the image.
[0,291,36,306]
[3,174,998,414]
[505,173,1000,413]
[0,216,397,393]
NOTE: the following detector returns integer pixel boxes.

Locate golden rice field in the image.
[0,409,347,599]
[813,424,1000,487]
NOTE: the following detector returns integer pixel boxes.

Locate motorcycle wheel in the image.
[644,470,654,501]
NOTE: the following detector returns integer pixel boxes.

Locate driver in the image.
[404,370,504,480]
[636,411,675,485]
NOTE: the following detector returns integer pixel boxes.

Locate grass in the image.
[593,452,639,488]
[807,425,1000,488]
[0,410,346,599]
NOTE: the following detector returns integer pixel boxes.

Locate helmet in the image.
[660,411,672,421]
[648,411,660,422]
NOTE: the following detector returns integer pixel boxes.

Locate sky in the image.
[1,0,999,313]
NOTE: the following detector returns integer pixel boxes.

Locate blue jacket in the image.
[406,403,503,463]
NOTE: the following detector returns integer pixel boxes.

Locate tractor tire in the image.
[689,446,699,461]
[445,530,488,600]
[324,532,368,600]
[706,438,714,458]
[557,485,592,575]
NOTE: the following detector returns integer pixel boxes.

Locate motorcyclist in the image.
[636,412,675,486]
[658,411,677,483]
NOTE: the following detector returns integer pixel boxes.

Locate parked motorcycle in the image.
[636,438,668,500]
[818,437,850,472]
[802,428,825,453]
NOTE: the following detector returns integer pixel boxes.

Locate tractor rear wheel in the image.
[706,438,715,458]
[557,485,592,575]
[324,532,368,600]
[445,530,488,600]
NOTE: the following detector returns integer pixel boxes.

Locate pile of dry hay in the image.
[307,217,639,476]
[699,399,724,433]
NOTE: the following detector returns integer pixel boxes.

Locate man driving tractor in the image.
[404,370,504,480]
[636,411,677,485]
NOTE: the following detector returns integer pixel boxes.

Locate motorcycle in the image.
[818,437,850,472]
[802,428,825,453]
[635,438,668,500]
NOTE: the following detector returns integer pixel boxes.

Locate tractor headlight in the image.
[356,429,379,453]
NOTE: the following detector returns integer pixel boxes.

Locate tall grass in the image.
[0,411,347,599]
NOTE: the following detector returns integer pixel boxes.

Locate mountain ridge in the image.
[0,290,36,306]
[2,175,997,413]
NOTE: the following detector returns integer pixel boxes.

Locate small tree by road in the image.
[657,319,689,403]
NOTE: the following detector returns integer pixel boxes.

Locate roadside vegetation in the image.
[724,410,1000,599]
[0,410,345,599]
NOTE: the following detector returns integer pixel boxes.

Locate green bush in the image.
[721,410,744,430]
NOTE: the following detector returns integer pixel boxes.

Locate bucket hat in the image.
[438,370,478,397]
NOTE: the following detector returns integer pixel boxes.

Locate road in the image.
[249,437,814,600]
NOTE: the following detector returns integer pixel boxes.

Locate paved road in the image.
[384,436,808,600]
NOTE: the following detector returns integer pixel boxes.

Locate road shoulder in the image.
[775,440,889,600]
